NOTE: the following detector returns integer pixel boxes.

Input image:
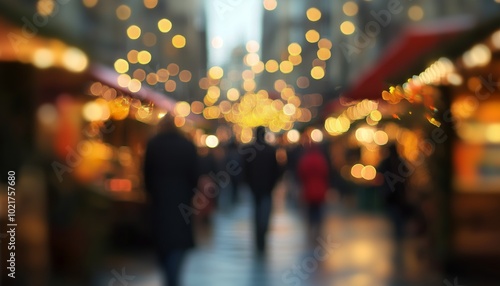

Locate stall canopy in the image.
[342,16,475,102]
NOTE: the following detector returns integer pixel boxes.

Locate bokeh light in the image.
[306,7,321,22]
[172,35,186,48]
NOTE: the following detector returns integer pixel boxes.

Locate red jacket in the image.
[297,148,329,203]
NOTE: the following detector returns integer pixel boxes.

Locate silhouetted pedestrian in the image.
[297,143,330,241]
[243,126,281,254]
[143,115,199,286]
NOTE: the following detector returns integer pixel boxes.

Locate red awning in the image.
[342,16,475,101]
[89,64,177,112]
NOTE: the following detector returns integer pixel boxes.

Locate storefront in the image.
[325,16,500,279]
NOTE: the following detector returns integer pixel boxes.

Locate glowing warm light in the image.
[127,50,138,64]
[318,38,333,49]
[283,104,296,116]
[83,0,98,8]
[172,35,186,48]
[340,21,356,35]
[211,36,223,48]
[165,80,176,92]
[114,59,129,74]
[245,53,260,66]
[252,61,265,73]
[116,5,131,20]
[343,1,358,16]
[265,60,279,73]
[37,0,55,16]
[33,48,54,69]
[133,69,146,81]
[288,54,302,66]
[492,30,500,49]
[468,44,491,67]
[137,50,152,64]
[311,129,323,142]
[143,0,158,9]
[373,130,389,145]
[246,40,260,53]
[174,116,185,127]
[317,48,331,60]
[243,79,256,92]
[82,101,102,122]
[311,66,325,80]
[263,0,277,10]
[447,73,463,86]
[219,100,232,114]
[305,29,320,43]
[187,102,202,116]
[227,88,240,101]
[109,97,130,120]
[167,63,180,76]
[288,42,302,56]
[369,110,382,121]
[146,73,158,85]
[355,127,374,143]
[62,48,88,72]
[208,66,224,79]
[158,18,172,33]
[206,135,219,148]
[486,124,500,143]
[361,165,377,180]
[106,179,132,192]
[280,61,293,74]
[157,69,169,82]
[158,112,167,119]
[306,7,321,21]
[128,79,142,93]
[175,101,191,117]
[408,5,424,21]
[274,79,287,92]
[179,70,192,82]
[117,74,131,88]
[127,25,141,40]
[351,164,363,179]
[287,129,300,143]
[89,82,102,96]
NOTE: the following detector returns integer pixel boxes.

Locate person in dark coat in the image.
[143,115,199,286]
[243,126,281,254]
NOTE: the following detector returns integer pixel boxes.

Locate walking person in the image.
[244,126,282,254]
[297,142,330,243]
[143,115,199,286]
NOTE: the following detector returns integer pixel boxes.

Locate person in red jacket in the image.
[297,143,330,241]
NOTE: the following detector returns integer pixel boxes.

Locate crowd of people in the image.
[143,115,426,286]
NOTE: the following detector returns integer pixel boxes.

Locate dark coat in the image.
[244,133,281,200]
[143,131,199,253]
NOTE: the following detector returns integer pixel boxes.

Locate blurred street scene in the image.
[1,0,500,285]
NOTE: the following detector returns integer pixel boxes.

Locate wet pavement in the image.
[96,184,442,286]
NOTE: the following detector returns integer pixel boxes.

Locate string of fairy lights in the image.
[29,0,500,185]
[100,1,335,140]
